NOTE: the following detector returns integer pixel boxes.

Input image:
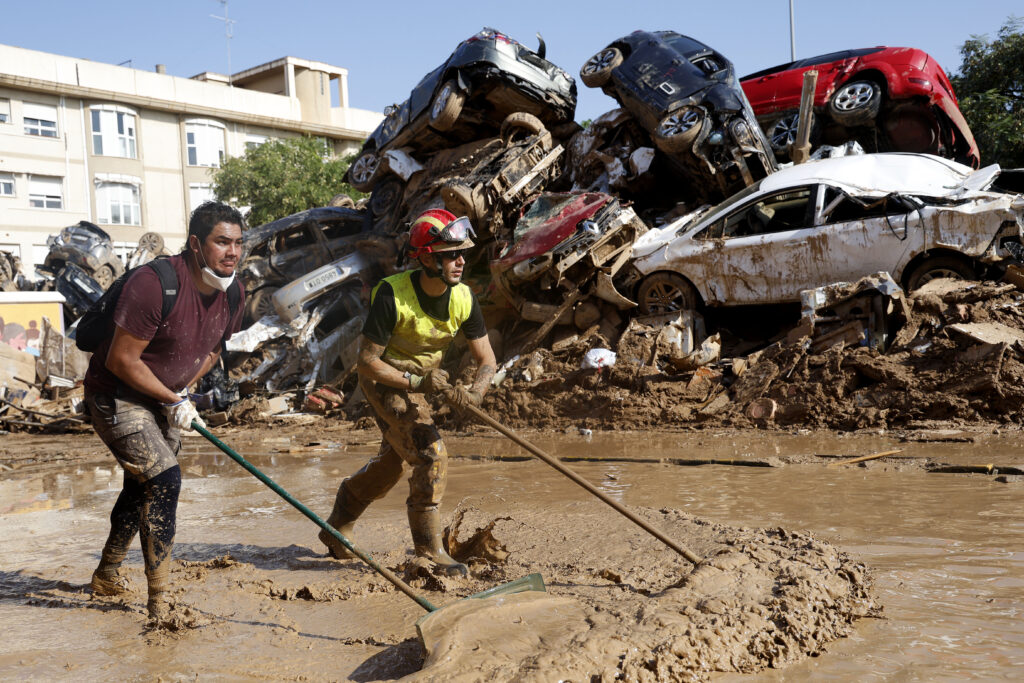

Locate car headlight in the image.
[729,119,752,146]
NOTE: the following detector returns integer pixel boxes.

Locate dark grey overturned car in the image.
[347,27,576,194]
[580,30,777,203]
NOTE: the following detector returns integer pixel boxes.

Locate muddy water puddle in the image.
[2,430,1023,680]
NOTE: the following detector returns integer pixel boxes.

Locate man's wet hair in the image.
[185,201,245,250]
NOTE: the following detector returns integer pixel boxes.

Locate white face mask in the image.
[193,237,236,292]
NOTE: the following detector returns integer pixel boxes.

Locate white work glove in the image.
[161,392,205,432]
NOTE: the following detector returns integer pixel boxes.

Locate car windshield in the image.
[678,181,764,235]
[513,194,577,242]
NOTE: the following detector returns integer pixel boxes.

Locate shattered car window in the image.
[821,187,917,224]
[683,181,763,237]
[698,187,814,239]
[513,194,576,242]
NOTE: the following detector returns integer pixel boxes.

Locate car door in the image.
[773,50,855,111]
[698,186,820,304]
[269,223,331,283]
[809,186,920,285]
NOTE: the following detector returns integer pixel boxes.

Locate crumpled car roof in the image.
[243,207,363,248]
[760,153,995,199]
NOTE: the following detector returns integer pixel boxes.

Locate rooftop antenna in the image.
[789,0,796,61]
[210,0,236,86]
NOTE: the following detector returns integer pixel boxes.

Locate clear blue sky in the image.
[3,1,1020,123]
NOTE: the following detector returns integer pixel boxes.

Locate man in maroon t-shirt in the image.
[84,201,245,623]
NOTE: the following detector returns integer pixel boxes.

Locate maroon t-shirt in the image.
[84,254,245,395]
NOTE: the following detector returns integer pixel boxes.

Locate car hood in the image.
[759,153,988,199]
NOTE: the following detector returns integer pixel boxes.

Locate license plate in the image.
[305,268,340,291]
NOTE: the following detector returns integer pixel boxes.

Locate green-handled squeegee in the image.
[192,421,545,643]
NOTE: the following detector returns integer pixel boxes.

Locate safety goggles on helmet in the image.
[424,215,476,249]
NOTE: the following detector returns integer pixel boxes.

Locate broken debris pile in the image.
[472,274,1024,432]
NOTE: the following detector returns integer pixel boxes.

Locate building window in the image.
[245,134,268,151]
[0,173,13,197]
[0,99,10,124]
[91,105,137,158]
[189,183,215,211]
[28,176,62,209]
[185,118,225,167]
[24,102,58,138]
[97,181,141,225]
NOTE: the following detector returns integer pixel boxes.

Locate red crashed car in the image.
[740,47,979,168]
[489,192,647,330]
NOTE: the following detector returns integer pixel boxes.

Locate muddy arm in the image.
[466,334,496,397]
[356,336,416,391]
[105,325,182,404]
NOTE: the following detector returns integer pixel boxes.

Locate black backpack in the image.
[74,257,241,352]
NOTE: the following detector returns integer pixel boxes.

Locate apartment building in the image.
[0,43,382,275]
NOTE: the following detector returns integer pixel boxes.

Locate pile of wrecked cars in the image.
[9,26,1023,434]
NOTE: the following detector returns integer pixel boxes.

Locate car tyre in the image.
[653,108,706,155]
[904,256,975,291]
[244,285,280,326]
[500,112,546,145]
[441,182,485,223]
[138,232,165,255]
[828,80,882,128]
[580,47,623,88]
[349,150,382,193]
[637,272,699,314]
[93,264,115,290]
[369,177,405,219]
[429,80,465,131]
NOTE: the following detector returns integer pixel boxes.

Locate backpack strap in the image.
[227,277,242,318]
[148,257,179,320]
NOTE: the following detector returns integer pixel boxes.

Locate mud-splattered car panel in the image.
[630,153,1024,308]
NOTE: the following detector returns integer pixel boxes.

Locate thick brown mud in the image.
[2,427,1023,680]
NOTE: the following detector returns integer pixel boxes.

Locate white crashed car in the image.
[628,153,1024,312]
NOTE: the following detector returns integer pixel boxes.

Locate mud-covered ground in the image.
[3,424,1024,680]
[459,279,1024,434]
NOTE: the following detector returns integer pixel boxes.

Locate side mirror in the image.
[536,32,546,59]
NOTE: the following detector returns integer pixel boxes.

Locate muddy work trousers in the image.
[344,378,448,512]
[85,389,182,589]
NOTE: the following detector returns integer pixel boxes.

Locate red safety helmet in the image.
[407,208,476,259]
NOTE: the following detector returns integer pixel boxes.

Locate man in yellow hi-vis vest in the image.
[320,209,496,576]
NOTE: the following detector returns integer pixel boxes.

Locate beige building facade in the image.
[0,44,381,274]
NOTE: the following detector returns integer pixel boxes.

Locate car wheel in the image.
[637,273,699,314]
[828,80,882,128]
[653,108,706,155]
[349,150,381,193]
[244,286,280,326]
[904,256,975,291]
[93,264,115,289]
[429,80,465,131]
[441,182,485,223]
[769,113,800,153]
[138,231,165,254]
[500,112,546,145]
[580,47,623,88]
[369,177,405,219]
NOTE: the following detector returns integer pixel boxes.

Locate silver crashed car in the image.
[628,153,1024,313]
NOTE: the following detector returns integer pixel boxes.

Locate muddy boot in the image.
[90,543,132,596]
[408,506,468,578]
[319,483,368,559]
[145,562,172,623]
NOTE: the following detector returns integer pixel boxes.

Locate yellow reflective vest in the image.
[375,270,473,372]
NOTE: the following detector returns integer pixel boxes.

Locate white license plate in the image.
[305,268,340,291]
